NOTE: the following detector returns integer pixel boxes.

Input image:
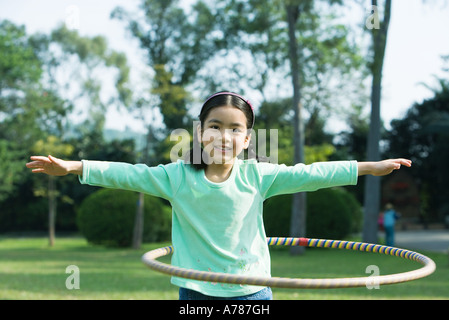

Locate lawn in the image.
[0,236,448,300]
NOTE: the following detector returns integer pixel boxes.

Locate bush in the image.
[263,187,362,239]
[330,187,363,234]
[306,188,355,239]
[77,189,171,247]
[263,194,292,236]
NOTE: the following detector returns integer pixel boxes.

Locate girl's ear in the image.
[196,123,202,144]
[243,133,252,150]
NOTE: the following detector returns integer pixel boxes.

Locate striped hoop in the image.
[141,237,436,289]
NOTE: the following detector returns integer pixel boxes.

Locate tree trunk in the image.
[363,0,391,244]
[286,4,306,255]
[363,80,382,243]
[132,192,144,249]
[48,175,56,247]
[132,123,153,249]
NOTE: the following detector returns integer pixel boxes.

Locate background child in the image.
[383,203,401,246]
[26,91,412,300]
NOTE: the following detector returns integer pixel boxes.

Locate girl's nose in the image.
[220,129,233,142]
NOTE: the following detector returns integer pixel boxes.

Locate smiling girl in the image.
[26,91,412,300]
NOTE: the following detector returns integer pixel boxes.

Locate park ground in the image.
[0,227,448,300]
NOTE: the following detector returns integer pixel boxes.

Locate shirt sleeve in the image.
[78,160,181,201]
[257,161,358,199]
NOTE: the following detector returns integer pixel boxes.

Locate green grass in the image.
[0,236,448,300]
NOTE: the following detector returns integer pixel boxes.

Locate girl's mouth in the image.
[214,146,233,153]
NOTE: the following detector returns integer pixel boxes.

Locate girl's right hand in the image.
[26,155,82,176]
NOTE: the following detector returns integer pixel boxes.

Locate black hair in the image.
[186,92,265,170]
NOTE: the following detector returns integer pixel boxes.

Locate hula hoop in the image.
[141,237,436,289]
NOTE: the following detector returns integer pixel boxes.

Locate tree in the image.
[112,0,224,248]
[332,104,370,203]
[30,24,132,136]
[0,20,134,234]
[0,20,44,201]
[32,136,74,246]
[0,20,42,96]
[205,0,365,254]
[0,141,25,202]
[284,0,355,254]
[30,25,132,243]
[285,2,307,254]
[363,0,391,243]
[112,0,223,131]
[387,67,449,223]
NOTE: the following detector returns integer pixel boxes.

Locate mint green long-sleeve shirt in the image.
[79,159,358,297]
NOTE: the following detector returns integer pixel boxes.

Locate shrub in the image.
[77,189,171,247]
[263,187,362,239]
[330,187,363,234]
[263,194,292,236]
[306,188,355,239]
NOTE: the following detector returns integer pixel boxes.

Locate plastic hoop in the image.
[141,237,436,289]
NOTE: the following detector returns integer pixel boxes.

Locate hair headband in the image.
[202,91,255,128]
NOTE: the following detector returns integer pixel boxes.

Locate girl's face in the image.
[198,105,251,165]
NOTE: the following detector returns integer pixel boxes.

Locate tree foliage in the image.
[112,0,226,131]
[4,0,446,243]
[0,20,45,201]
[0,19,136,239]
[387,73,449,221]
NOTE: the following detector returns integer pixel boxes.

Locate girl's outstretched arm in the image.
[358,158,412,176]
[26,155,83,176]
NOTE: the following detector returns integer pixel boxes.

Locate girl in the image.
[26,91,412,300]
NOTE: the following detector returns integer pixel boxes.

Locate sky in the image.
[1,0,449,133]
